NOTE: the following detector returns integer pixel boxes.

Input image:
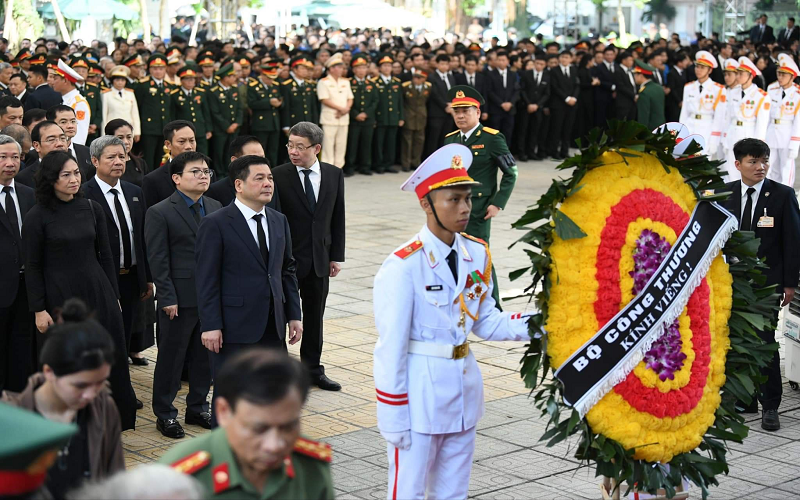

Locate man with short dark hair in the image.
[613,51,638,122]
[778,17,799,45]
[14,121,68,187]
[547,50,580,159]
[8,75,28,106]
[142,120,197,210]
[23,66,60,112]
[424,53,455,158]
[273,122,345,391]
[206,135,280,210]
[750,14,776,44]
[196,155,302,426]
[0,96,23,129]
[147,150,221,438]
[46,104,94,181]
[159,349,334,498]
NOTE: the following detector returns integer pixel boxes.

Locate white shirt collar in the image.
[295,160,320,175]
[234,197,266,221]
[63,88,80,99]
[420,223,457,261]
[15,89,25,100]
[381,74,391,83]
[94,175,121,195]
[152,78,163,85]
[291,72,304,85]
[436,70,448,79]
[462,122,481,141]
[3,179,16,191]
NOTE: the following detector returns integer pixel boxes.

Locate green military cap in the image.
[84,51,99,64]
[447,84,485,108]
[147,53,168,68]
[632,59,656,76]
[289,55,314,69]
[376,53,394,66]
[178,63,200,79]
[628,40,644,53]
[123,53,145,67]
[351,54,369,67]
[0,403,78,496]
[89,62,104,76]
[215,63,236,77]
[69,56,90,70]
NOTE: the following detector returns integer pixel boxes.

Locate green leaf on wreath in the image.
[553,211,587,240]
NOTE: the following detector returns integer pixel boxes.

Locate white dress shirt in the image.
[296,161,321,200]
[461,123,481,143]
[14,89,26,102]
[235,198,270,250]
[465,71,476,86]
[94,176,137,267]
[436,70,451,90]
[0,180,22,236]
[498,69,507,88]
[740,179,764,226]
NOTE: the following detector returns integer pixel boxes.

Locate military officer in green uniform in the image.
[71,57,102,142]
[400,70,431,172]
[171,64,213,155]
[372,53,404,174]
[159,349,335,500]
[135,53,173,171]
[88,62,107,90]
[123,53,146,88]
[345,54,378,176]
[443,85,517,308]
[248,62,283,167]
[279,56,318,163]
[633,59,666,131]
[208,63,244,176]
[198,52,217,89]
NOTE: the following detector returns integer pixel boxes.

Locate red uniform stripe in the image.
[377,395,408,406]
[392,447,400,500]
[376,388,408,399]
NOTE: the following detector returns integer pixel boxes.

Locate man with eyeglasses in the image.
[14,120,69,187]
[82,135,154,412]
[142,120,197,210]
[147,150,221,438]
[46,104,95,183]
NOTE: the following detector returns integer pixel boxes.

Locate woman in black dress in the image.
[575,51,600,146]
[22,151,137,430]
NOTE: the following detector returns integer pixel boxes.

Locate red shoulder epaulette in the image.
[460,233,487,246]
[394,240,423,259]
[171,450,211,474]
[293,437,332,462]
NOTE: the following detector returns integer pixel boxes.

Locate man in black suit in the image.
[485,50,519,146]
[594,46,617,128]
[196,154,302,426]
[778,18,799,45]
[750,14,776,44]
[8,74,28,107]
[665,51,690,122]
[613,51,638,122]
[146,151,221,438]
[47,105,95,182]
[0,96,23,130]
[0,134,36,392]
[273,122,345,391]
[142,120,197,210]
[23,65,61,112]
[719,138,800,432]
[424,54,456,158]
[458,55,488,101]
[547,50,580,159]
[15,121,69,187]
[205,135,281,211]
[517,54,550,160]
[83,135,154,392]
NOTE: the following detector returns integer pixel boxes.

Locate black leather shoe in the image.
[157,418,185,438]
[516,154,528,162]
[385,166,399,174]
[762,409,781,431]
[185,411,212,429]
[135,398,143,410]
[130,355,149,366]
[358,170,373,176]
[313,374,342,391]
[373,169,384,174]
[531,154,543,161]
[343,171,355,178]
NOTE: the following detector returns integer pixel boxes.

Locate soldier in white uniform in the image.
[717,59,741,161]
[373,143,533,500]
[48,59,91,145]
[766,57,800,187]
[679,50,727,158]
[720,57,771,181]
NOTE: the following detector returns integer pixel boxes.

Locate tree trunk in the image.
[616,0,626,38]
[50,0,71,44]
[139,0,151,44]
[159,0,167,39]
[597,7,603,33]
[3,0,15,52]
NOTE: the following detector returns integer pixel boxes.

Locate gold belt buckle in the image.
[119,269,130,275]
[452,343,469,360]
[736,121,743,126]
[694,114,703,119]
[774,119,781,124]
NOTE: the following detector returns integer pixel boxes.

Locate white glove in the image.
[381,430,412,450]
[789,149,798,160]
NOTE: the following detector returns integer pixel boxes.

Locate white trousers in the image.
[723,148,742,183]
[321,124,348,168]
[766,148,796,188]
[386,426,476,500]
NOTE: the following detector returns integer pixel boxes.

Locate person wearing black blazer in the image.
[23,66,62,112]
[547,51,580,159]
[750,15,776,44]
[82,136,154,372]
[69,141,95,182]
[459,55,489,101]
[719,139,800,432]
[665,52,690,122]
[0,139,37,393]
[196,155,301,426]
[485,51,519,146]
[518,57,550,160]
[424,54,457,159]
[613,52,638,122]
[594,48,618,128]
[142,120,198,210]
[778,18,799,45]
[204,135,281,211]
[272,122,345,391]
[16,121,94,187]
[146,152,221,438]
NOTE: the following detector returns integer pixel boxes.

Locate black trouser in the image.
[374,125,398,172]
[152,306,211,420]
[758,304,783,411]
[423,117,450,159]
[548,103,577,156]
[0,275,35,392]
[209,299,284,428]
[346,123,374,174]
[253,130,280,169]
[138,134,164,174]
[516,109,544,157]
[488,111,514,148]
[298,271,329,378]
[118,268,144,353]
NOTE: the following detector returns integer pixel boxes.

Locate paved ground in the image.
[123,158,800,499]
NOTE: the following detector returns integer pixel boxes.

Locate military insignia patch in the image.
[394,240,423,259]
[170,450,211,475]
[76,111,86,120]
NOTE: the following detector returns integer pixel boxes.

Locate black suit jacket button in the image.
[268,274,272,279]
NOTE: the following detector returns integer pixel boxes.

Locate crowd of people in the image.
[0,16,800,498]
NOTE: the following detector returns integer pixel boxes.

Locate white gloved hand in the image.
[381,430,412,450]
[789,149,798,160]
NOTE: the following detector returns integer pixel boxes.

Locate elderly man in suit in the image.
[719,138,800,432]
[147,151,221,438]
[0,134,36,392]
[14,121,69,187]
[273,122,345,391]
[83,135,154,391]
[196,154,302,427]
[142,120,197,210]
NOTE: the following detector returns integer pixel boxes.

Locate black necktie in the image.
[109,188,132,269]
[782,90,786,99]
[118,91,122,98]
[741,187,756,231]
[698,84,703,94]
[302,169,316,212]
[446,249,458,283]
[253,213,269,265]
[469,75,474,86]
[190,202,202,224]
[742,90,745,99]
[2,185,20,238]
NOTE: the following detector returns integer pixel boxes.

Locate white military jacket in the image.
[721,83,770,147]
[373,224,531,435]
[766,83,800,155]
[62,88,91,146]
[679,79,726,153]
